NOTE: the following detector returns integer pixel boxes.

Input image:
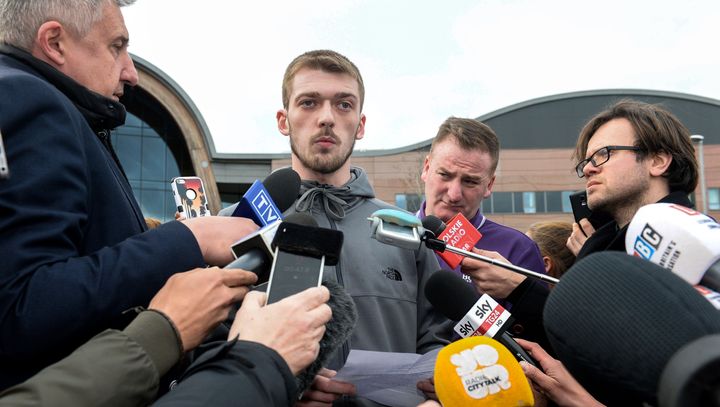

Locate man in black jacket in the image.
[0,0,259,389]
[566,99,699,260]
[521,99,700,407]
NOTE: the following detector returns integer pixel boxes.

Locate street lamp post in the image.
[691,135,707,213]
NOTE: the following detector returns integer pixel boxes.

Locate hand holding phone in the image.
[568,190,613,236]
[171,177,211,220]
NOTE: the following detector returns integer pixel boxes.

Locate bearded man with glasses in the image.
[566,99,699,260]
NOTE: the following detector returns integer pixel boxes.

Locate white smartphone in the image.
[171,176,211,219]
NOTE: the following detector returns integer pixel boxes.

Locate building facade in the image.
[119,56,719,231]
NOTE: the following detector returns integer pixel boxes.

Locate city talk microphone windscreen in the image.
[544,251,720,406]
[434,335,533,406]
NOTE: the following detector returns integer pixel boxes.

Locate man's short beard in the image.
[288,126,357,175]
[590,174,649,223]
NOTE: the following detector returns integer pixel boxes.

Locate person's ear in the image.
[33,21,66,66]
[542,256,553,274]
[420,155,433,183]
[354,114,366,141]
[649,151,672,177]
[483,175,496,199]
[276,110,290,136]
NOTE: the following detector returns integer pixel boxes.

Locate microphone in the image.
[223,168,302,283]
[229,167,301,226]
[266,213,343,304]
[367,208,428,250]
[434,335,534,406]
[544,251,720,406]
[421,214,559,284]
[225,212,310,283]
[421,215,445,240]
[425,271,538,367]
[425,212,483,269]
[658,334,720,407]
[626,202,720,291]
[295,279,358,395]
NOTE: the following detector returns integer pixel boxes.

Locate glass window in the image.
[534,191,546,213]
[522,192,536,213]
[114,135,141,180]
[395,194,407,210]
[141,137,166,181]
[561,191,574,213]
[113,113,181,223]
[546,191,563,212]
[395,194,423,213]
[709,188,720,211]
[493,192,513,213]
[513,192,523,213]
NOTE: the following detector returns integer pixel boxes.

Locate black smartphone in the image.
[569,190,613,234]
[265,248,324,304]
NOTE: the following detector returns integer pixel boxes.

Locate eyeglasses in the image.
[575,145,643,178]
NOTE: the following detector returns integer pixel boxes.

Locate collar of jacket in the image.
[576,190,695,260]
[295,167,375,220]
[0,43,126,132]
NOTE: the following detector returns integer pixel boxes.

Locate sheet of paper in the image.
[334,348,441,407]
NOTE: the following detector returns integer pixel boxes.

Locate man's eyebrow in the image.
[462,174,483,182]
[294,91,321,102]
[334,92,358,100]
[436,165,453,174]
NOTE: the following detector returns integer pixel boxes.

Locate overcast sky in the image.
[123,0,720,154]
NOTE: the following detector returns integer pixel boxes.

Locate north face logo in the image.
[382,267,402,281]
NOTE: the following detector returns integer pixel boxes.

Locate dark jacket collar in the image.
[0,44,126,131]
[576,191,694,260]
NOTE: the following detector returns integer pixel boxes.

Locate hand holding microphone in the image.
[229,286,331,376]
[181,168,302,267]
[515,338,604,407]
[460,248,527,300]
[368,210,559,285]
[183,216,260,266]
[148,266,257,352]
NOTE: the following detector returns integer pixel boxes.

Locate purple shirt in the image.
[416,202,546,306]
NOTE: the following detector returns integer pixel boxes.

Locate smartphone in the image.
[171,176,211,220]
[568,190,613,233]
[265,248,324,304]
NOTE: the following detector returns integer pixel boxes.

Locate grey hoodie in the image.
[223,167,451,363]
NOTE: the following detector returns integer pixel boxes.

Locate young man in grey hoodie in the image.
[275,50,450,406]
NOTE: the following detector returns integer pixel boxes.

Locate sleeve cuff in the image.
[123,310,183,377]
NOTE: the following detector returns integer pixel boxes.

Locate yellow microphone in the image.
[434,336,534,406]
